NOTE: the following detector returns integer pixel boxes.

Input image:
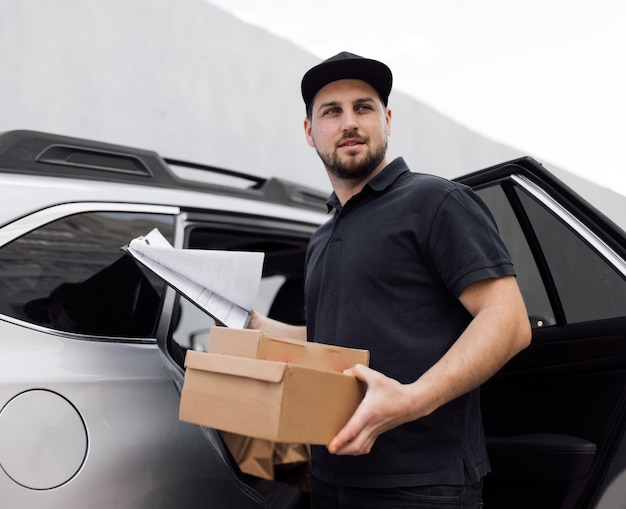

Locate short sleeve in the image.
[426,185,515,297]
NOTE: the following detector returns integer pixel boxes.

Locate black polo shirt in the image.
[305,157,515,488]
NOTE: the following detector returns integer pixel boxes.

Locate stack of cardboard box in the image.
[179,328,369,479]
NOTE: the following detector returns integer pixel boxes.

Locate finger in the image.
[343,363,373,381]
[327,417,360,454]
[328,365,384,455]
[330,426,375,456]
[328,397,372,454]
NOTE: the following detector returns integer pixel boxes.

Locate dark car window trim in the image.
[501,180,567,325]
[0,316,157,345]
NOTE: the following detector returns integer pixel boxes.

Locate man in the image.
[249,51,531,508]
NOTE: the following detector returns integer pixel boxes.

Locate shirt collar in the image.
[326,157,410,212]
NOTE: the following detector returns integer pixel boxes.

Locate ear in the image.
[385,107,392,136]
[304,117,315,148]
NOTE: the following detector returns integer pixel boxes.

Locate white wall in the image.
[1,0,624,228]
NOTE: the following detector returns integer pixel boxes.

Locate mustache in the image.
[338,130,366,146]
[342,130,363,140]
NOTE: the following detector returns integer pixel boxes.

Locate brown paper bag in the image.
[220,431,310,480]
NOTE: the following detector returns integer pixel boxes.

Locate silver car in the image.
[0,130,624,508]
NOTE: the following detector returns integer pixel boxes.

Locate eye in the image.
[322,107,341,116]
[355,103,373,112]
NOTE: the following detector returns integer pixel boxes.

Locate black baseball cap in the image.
[301,51,393,112]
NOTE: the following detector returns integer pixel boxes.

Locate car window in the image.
[0,211,175,337]
[476,181,626,327]
[514,187,626,323]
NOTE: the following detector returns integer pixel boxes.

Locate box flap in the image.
[185,350,286,383]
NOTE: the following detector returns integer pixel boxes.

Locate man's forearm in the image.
[247,310,307,340]
[408,304,530,420]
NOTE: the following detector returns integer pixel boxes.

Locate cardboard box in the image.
[179,328,368,445]
[207,327,370,372]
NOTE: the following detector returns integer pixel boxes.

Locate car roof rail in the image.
[0,130,328,212]
[163,157,267,188]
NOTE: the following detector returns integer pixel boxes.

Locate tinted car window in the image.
[476,181,626,327]
[514,187,626,323]
[0,212,174,337]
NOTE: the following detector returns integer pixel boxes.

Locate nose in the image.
[341,111,358,132]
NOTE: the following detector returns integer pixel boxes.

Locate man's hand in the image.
[247,310,307,341]
[327,364,418,455]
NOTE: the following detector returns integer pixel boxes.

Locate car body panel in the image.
[0,320,267,509]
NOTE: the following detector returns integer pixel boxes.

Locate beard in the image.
[316,131,388,182]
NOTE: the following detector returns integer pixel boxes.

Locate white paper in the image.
[126,228,264,328]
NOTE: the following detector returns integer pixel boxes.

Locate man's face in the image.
[304,79,392,183]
